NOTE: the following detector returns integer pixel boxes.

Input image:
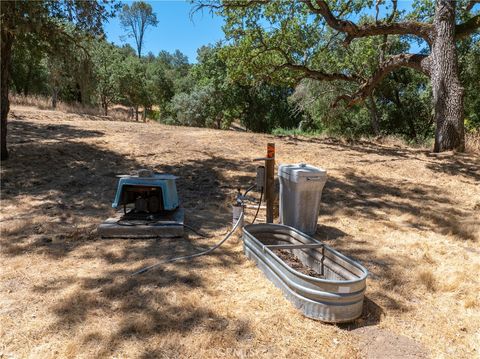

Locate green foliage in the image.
[375,69,433,140]
[290,80,367,137]
[218,2,363,86]
[209,0,480,142]
[158,50,193,94]
[6,1,118,106]
[91,40,123,114]
[7,0,479,140]
[1,1,117,36]
[167,45,235,128]
[290,70,434,141]
[271,127,323,137]
[171,85,216,127]
[166,44,300,131]
[11,34,50,96]
[145,61,175,115]
[217,3,390,135]
[117,56,147,110]
[236,83,300,133]
[459,37,480,132]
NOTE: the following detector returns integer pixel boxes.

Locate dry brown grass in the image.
[463,294,479,309]
[10,93,133,121]
[465,130,480,153]
[417,269,437,292]
[1,104,479,358]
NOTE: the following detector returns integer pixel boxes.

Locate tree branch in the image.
[466,0,480,12]
[250,46,362,83]
[333,53,430,107]
[387,0,398,23]
[192,0,268,15]
[455,14,480,39]
[379,0,398,64]
[253,32,361,83]
[281,63,361,82]
[300,0,432,44]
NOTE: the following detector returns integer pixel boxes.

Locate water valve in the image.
[256,166,265,191]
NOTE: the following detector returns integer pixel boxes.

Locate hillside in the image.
[1,105,479,358]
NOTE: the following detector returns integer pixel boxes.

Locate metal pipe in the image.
[265,143,275,223]
[264,243,325,250]
[132,207,245,275]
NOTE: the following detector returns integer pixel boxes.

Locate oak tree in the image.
[0,1,117,160]
[197,0,480,152]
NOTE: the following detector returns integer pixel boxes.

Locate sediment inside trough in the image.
[272,249,324,278]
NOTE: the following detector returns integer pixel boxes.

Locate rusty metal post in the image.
[265,143,275,223]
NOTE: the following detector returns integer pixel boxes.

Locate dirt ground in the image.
[1,105,479,359]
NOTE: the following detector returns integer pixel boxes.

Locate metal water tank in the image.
[278,163,327,235]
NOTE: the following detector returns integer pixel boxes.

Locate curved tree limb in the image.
[379,0,398,64]
[280,63,361,82]
[196,0,433,43]
[250,46,362,83]
[192,0,268,14]
[455,14,480,39]
[252,29,362,83]
[333,53,430,107]
[300,0,433,44]
[196,0,477,44]
[466,1,480,12]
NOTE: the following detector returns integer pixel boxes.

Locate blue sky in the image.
[103,1,225,63]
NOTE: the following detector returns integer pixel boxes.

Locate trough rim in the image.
[243,223,369,285]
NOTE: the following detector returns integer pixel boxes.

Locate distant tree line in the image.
[3,1,479,161]
[10,33,301,131]
[11,25,480,138]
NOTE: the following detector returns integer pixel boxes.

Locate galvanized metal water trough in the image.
[242,224,368,323]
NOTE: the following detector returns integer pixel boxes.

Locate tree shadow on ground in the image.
[320,171,478,241]
[316,225,407,322]
[331,297,384,330]
[312,166,478,328]
[278,135,417,158]
[2,118,476,355]
[281,135,480,182]
[32,243,248,357]
[1,119,258,257]
[424,152,480,182]
[1,118,257,356]
[316,224,348,241]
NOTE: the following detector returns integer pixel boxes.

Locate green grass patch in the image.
[271,128,324,137]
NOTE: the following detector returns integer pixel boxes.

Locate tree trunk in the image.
[367,94,380,136]
[78,60,92,106]
[100,95,108,116]
[135,105,139,121]
[1,28,14,161]
[24,62,33,96]
[51,86,58,109]
[392,84,417,140]
[431,0,465,152]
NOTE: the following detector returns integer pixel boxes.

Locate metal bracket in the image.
[264,243,324,251]
[253,157,274,161]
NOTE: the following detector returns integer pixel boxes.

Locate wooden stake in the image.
[265,143,275,223]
